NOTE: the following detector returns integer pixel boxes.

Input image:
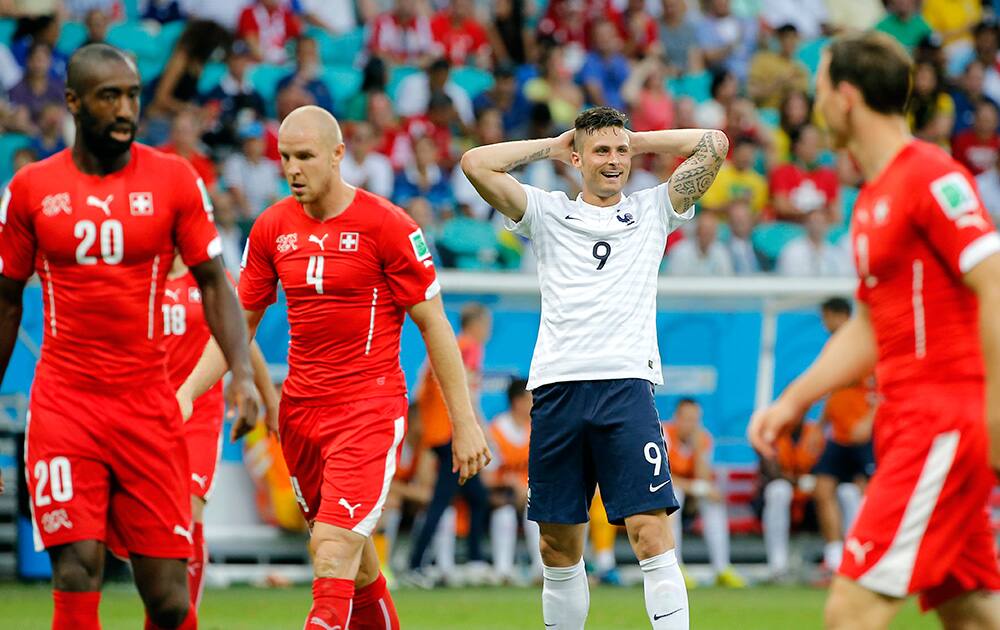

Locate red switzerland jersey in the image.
[162,270,224,399]
[239,189,440,404]
[0,145,221,389]
[851,140,1000,394]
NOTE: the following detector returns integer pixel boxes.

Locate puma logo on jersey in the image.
[339,498,362,519]
[307,617,342,630]
[309,234,329,250]
[173,524,194,545]
[191,473,208,490]
[164,289,180,302]
[845,537,874,565]
[86,194,113,217]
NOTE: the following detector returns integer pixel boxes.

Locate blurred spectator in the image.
[975,151,1000,223]
[405,197,441,261]
[615,0,660,59]
[3,147,37,189]
[950,60,1000,134]
[396,57,474,126]
[341,121,395,200]
[761,0,827,40]
[908,58,955,148]
[430,0,491,68]
[659,0,702,75]
[536,0,593,56]
[367,0,436,67]
[772,90,812,163]
[776,212,852,277]
[823,0,885,34]
[201,39,267,155]
[82,8,108,45]
[876,0,932,50]
[181,0,249,30]
[28,101,66,159]
[264,83,315,162]
[747,24,810,110]
[473,63,531,138]
[236,0,302,64]
[453,107,505,220]
[142,0,186,24]
[405,90,463,168]
[696,0,758,82]
[922,0,981,65]
[623,154,660,193]
[972,20,1000,105]
[8,42,62,127]
[622,54,674,132]
[516,103,582,198]
[223,120,281,218]
[437,205,501,269]
[369,91,410,169]
[577,20,630,110]
[696,70,738,129]
[159,108,217,188]
[0,43,22,93]
[770,125,839,223]
[276,36,334,114]
[666,212,734,276]
[343,56,389,122]
[297,0,366,35]
[488,0,533,67]
[726,98,771,151]
[63,0,119,20]
[393,135,455,213]
[952,99,1000,175]
[524,45,584,129]
[725,201,760,274]
[146,19,232,143]
[11,15,66,78]
[211,189,245,278]
[702,135,768,214]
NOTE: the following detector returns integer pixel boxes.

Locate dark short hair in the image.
[675,397,699,411]
[507,378,529,404]
[573,106,628,151]
[821,297,852,316]
[827,32,912,115]
[67,43,136,93]
[776,23,798,36]
[460,302,489,329]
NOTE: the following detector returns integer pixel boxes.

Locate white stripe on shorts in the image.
[353,416,405,537]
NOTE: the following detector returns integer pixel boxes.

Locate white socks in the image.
[701,498,730,575]
[542,559,590,630]
[433,506,456,575]
[491,505,518,579]
[640,549,690,629]
[671,489,686,564]
[824,541,843,571]
[837,483,862,534]
[524,513,543,576]
[595,549,616,574]
[762,479,793,575]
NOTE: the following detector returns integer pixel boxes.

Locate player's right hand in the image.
[228,373,261,442]
[747,397,802,459]
[452,420,492,485]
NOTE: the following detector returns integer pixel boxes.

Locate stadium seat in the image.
[321,65,364,107]
[387,65,422,103]
[757,107,780,129]
[0,18,16,46]
[751,221,805,264]
[107,21,161,61]
[668,70,712,104]
[450,66,494,100]
[312,26,365,66]
[122,0,141,20]
[198,61,227,95]
[157,20,186,51]
[248,63,294,111]
[437,217,500,270]
[796,36,829,83]
[55,21,88,57]
[0,133,34,184]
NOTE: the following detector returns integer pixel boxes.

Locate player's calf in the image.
[132,556,193,629]
[935,591,1000,630]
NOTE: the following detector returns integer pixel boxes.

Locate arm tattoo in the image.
[500,146,551,172]
[669,131,729,212]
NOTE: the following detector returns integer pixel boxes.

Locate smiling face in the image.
[572,126,632,201]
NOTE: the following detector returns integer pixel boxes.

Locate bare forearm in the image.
[979,291,1000,464]
[462,136,557,174]
[420,320,477,430]
[666,129,730,211]
[200,278,252,378]
[0,288,24,386]
[781,313,877,413]
[633,128,725,157]
[250,340,279,411]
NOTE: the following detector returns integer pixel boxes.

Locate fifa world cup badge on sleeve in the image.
[409,228,432,262]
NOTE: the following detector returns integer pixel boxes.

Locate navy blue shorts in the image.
[812,439,876,483]
[526,379,680,525]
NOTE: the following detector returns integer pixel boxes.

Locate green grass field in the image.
[0,583,937,629]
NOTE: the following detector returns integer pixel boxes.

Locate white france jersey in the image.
[506,182,693,390]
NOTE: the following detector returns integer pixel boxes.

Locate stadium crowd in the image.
[4,0,1000,279]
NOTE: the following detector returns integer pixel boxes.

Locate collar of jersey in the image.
[574,191,628,215]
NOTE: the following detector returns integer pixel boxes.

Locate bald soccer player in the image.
[0,44,257,630]
[179,106,492,629]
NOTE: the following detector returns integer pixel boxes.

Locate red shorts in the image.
[279,395,407,537]
[25,375,192,558]
[184,383,224,500]
[839,384,1000,610]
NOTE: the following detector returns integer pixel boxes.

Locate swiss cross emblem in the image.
[41,193,72,217]
[339,232,359,252]
[188,287,201,303]
[276,233,298,252]
[129,192,154,216]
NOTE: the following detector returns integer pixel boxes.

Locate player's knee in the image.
[144,586,190,628]
[539,532,581,566]
[49,545,102,591]
[311,527,365,577]
[814,476,837,500]
[626,514,671,560]
[824,586,853,629]
[765,479,793,506]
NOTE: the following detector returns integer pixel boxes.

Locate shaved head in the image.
[67,43,137,95]
[278,105,343,150]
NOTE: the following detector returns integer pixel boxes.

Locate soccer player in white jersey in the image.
[462,107,728,629]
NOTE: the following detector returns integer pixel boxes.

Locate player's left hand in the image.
[452,420,492,485]
[228,373,262,442]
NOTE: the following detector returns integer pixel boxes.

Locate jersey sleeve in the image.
[502,183,544,238]
[380,208,441,308]
[915,168,1000,276]
[643,181,694,233]
[238,217,279,311]
[0,175,36,281]
[172,159,222,268]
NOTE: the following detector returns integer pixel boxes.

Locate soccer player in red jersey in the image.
[178,105,492,629]
[750,32,1000,628]
[0,44,258,630]
[162,254,280,610]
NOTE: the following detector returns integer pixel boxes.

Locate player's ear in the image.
[65,88,79,115]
